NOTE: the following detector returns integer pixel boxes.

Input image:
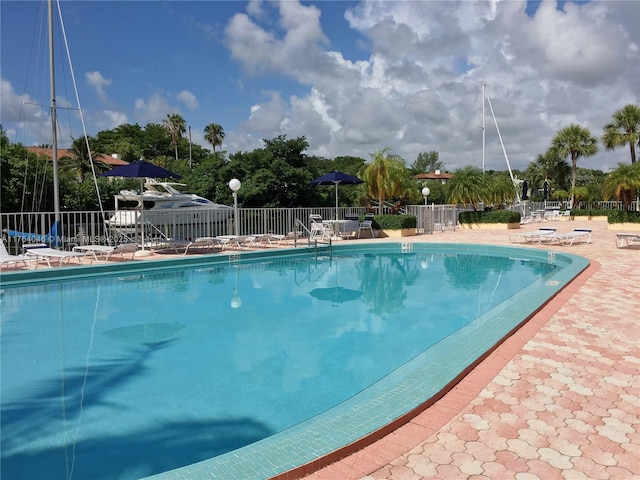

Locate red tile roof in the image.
[26,147,129,167]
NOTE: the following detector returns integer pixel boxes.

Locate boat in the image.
[106,181,234,240]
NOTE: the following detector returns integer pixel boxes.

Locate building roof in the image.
[26,147,129,167]
[413,171,454,181]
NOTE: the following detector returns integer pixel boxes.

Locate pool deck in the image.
[304,220,640,480]
[3,219,638,479]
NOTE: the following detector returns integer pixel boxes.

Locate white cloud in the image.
[133,92,174,124]
[223,0,639,172]
[177,90,199,111]
[85,71,112,102]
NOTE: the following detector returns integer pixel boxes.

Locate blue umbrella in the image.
[100,160,181,250]
[309,170,364,219]
[543,181,549,201]
[522,180,528,200]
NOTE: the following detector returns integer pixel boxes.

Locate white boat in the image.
[114,181,229,210]
[107,181,234,240]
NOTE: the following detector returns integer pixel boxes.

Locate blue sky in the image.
[1,0,638,172]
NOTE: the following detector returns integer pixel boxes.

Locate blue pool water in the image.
[0,243,587,480]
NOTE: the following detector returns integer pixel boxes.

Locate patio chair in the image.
[616,233,640,249]
[1,240,37,270]
[309,215,332,241]
[357,214,376,238]
[508,228,557,244]
[23,243,92,267]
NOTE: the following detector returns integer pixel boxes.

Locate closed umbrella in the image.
[100,159,181,251]
[522,180,528,200]
[309,170,364,219]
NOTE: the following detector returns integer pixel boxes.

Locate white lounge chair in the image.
[615,233,640,248]
[23,243,92,267]
[183,237,222,255]
[73,243,139,261]
[508,228,557,244]
[540,229,592,246]
[1,240,37,270]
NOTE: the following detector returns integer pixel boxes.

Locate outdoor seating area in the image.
[23,243,91,267]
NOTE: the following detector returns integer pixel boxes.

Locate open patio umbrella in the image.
[100,159,181,252]
[309,170,364,219]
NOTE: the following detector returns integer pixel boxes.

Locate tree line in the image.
[1,105,638,214]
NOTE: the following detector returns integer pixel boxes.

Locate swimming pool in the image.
[0,242,588,480]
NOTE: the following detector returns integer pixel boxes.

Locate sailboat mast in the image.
[49,0,61,226]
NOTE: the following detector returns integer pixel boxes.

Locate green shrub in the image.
[370,214,417,230]
[607,210,640,224]
[571,209,610,217]
[458,210,521,224]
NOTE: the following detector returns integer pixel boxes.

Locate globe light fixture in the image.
[422,187,430,206]
[229,179,241,236]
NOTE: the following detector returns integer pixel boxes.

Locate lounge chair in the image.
[540,229,592,246]
[183,237,222,255]
[616,233,640,248]
[508,227,557,244]
[23,243,92,267]
[1,240,37,270]
[72,243,139,261]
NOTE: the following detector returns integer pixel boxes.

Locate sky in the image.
[1,0,638,174]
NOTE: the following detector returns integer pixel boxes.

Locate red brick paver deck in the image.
[303,220,639,480]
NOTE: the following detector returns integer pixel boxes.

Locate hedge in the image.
[367,214,417,230]
[607,210,640,224]
[458,210,521,224]
[572,209,640,223]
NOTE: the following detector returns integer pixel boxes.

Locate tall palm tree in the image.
[358,148,408,215]
[602,162,640,208]
[549,124,598,208]
[60,136,108,183]
[163,113,186,161]
[204,123,225,153]
[602,104,640,164]
[445,166,486,210]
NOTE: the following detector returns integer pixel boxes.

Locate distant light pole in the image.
[229,178,241,236]
[422,187,430,206]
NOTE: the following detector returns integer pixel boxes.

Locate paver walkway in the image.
[304,220,639,480]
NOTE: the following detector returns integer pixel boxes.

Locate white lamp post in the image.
[229,178,241,236]
[422,187,430,206]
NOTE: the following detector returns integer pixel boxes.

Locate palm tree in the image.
[60,136,108,183]
[525,151,571,195]
[358,148,408,215]
[445,166,486,210]
[602,104,640,164]
[602,162,640,208]
[163,113,186,161]
[549,124,598,208]
[204,123,225,153]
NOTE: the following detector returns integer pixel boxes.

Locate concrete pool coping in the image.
[1,241,591,480]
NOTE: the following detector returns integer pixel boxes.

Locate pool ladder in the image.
[293,219,332,261]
